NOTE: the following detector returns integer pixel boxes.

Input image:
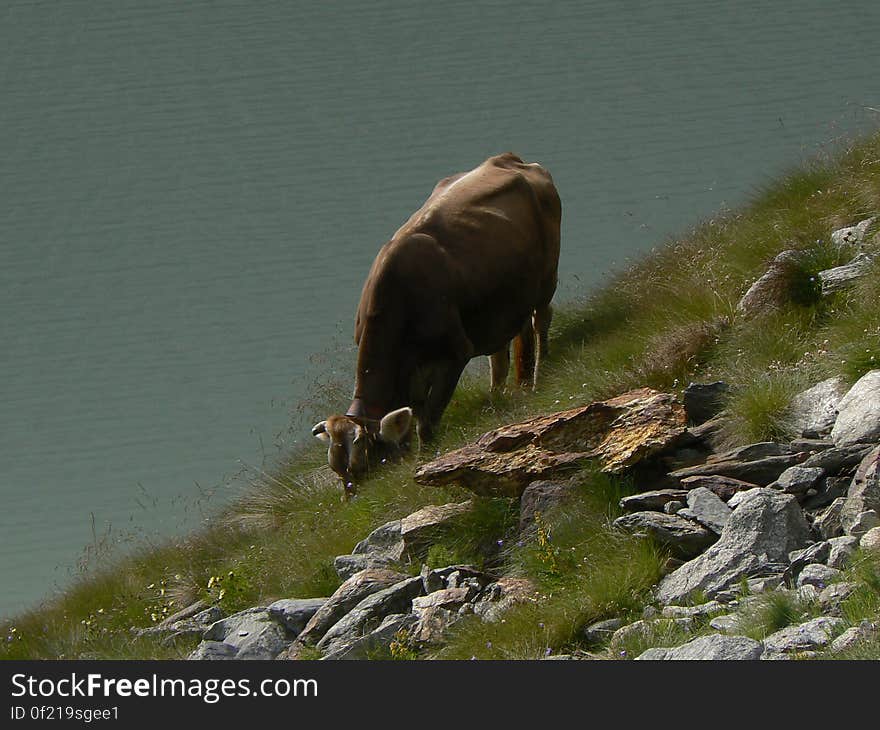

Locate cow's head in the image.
[312,406,413,496]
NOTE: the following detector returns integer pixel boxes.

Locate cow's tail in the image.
[513,315,537,388]
[513,306,552,390]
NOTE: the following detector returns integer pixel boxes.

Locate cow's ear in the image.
[312,421,331,444]
[379,407,413,444]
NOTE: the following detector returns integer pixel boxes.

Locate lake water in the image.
[2,0,879,616]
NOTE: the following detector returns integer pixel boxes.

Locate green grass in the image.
[4,128,880,660]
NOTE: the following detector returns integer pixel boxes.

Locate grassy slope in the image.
[4,130,880,660]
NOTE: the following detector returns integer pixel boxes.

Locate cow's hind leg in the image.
[533,304,552,388]
[489,344,510,391]
[513,316,537,389]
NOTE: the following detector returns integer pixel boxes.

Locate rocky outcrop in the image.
[414,388,688,497]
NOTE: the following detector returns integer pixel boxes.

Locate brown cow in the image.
[313,152,561,496]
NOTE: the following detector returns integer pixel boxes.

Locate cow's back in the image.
[357,153,560,358]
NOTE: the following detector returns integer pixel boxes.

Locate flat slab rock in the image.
[613,511,716,559]
[832,370,880,446]
[415,388,688,497]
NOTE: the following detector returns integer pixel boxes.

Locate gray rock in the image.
[832,372,880,446]
[661,601,723,618]
[353,520,403,556]
[471,577,537,622]
[683,381,730,425]
[814,497,847,539]
[860,525,880,551]
[619,489,689,512]
[635,634,762,661]
[657,489,811,604]
[412,586,473,613]
[830,217,877,247]
[400,502,473,557]
[188,641,239,661]
[333,553,398,580]
[610,618,693,650]
[830,620,877,653]
[708,614,740,633]
[203,606,266,642]
[746,574,785,594]
[788,540,831,569]
[613,511,716,559]
[670,453,806,487]
[770,466,825,495]
[848,510,880,537]
[826,535,860,568]
[520,479,579,529]
[583,618,624,645]
[679,474,759,502]
[796,563,841,589]
[841,445,880,535]
[761,616,844,658]
[298,568,410,645]
[736,250,807,317]
[801,444,873,474]
[685,487,732,534]
[820,252,877,294]
[664,500,686,514]
[320,613,418,660]
[706,442,793,463]
[134,602,224,641]
[316,576,425,654]
[204,608,292,660]
[801,476,851,511]
[267,598,328,636]
[818,581,857,614]
[790,377,847,437]
[790,438,835,452]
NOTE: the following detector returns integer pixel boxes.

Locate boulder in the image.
[316,576,425,654]
[831,371,880,446]
[761,616,844,658]
[708,614,741,633]
[796,563,841,589]
[830,217,877,247]
[660,601,723,618]
[203,608,291,660]
[685,487,732,534]
[820,253,877,294]
[656,489,811,604]
[801,444,873,473]
[678,474,759,501]
[770,466,825,495]
[817,582,857,615]
[830,620,877,653]
[266,598,327,636]
[683,381,730,425]
[860,526,880,552]
[400,502,473,557]
[613,511,716,559]
[583,618,625,645]
[619,489,689,513]
[333,520,406,579]
[826,535,860,568]
[298,568,410,645]
[414,388,688,498]
[520,479,580,529]
[841,445,880,535]
[635,634,763,661]
[736,249,807,317]
[789,377,847,437]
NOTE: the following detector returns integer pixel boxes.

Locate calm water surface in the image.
[2,0,879,614]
